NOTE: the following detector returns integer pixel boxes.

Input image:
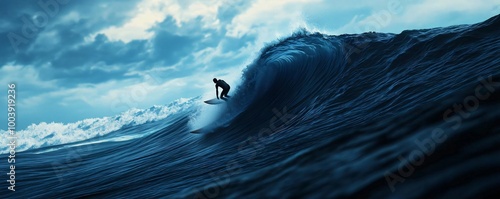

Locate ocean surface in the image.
[2,14,500,199]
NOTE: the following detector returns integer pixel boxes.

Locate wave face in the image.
[3,15,500,198]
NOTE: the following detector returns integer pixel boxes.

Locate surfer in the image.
[213,78,230,100]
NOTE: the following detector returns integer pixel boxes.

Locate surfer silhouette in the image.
[213,78,230,100]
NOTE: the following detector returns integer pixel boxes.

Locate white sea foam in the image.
[0,98,196,154]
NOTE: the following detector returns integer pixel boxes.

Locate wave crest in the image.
[0,98,195,154]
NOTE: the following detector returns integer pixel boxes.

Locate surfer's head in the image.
[213,78,217,83]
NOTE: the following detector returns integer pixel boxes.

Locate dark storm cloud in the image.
[0,0,144,86]
[34,33,148,86]
[0,1,38,65]
[42,66,133,87]
[147,14,254,74]
[151,16,221,48]
[51,34,148,68]
[0,0,142,65]
[151,31,198,66]
[1,0,256,86]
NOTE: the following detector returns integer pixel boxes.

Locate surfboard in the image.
[204,98,228,105]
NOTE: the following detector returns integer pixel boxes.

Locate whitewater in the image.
[1,14,500,198]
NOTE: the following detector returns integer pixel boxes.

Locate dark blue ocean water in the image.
[2,14,500,199]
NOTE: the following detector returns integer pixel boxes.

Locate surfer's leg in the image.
[221,89,228,98]
[225,86,230,97]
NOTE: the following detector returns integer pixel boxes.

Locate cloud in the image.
[0,64,57,94]
[50,34,147,67]
[27,34,148,86]
[0,0,142,59]
[226,0,316,39]
[97,0,224,42]
[151,30,199,65]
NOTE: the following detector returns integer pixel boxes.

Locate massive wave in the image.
[2,14,500,198]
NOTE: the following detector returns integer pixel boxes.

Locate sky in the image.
[1,0,499,130]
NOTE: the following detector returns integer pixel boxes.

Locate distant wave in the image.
[0,98,196,154]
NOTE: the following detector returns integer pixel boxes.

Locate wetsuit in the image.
[215,79,230,99]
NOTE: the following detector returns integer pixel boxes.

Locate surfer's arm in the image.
[215,86,219,99]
